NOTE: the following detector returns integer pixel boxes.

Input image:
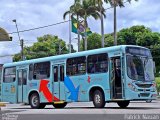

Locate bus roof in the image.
[3,45,148,68]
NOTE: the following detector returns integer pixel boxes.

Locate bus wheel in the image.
[29,93,41,109]
[93,90,105,108]
[117,101,130,108]
[52,102,67,108]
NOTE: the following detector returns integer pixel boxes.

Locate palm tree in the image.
[78,0,101,50]
[63,0,82,52]
[91,0,108,48]
[64,0,101,51]
[108,0,138,45]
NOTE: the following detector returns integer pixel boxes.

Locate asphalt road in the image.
[0,100,160,120]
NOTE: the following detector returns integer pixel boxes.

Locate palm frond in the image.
[63,11,70,20]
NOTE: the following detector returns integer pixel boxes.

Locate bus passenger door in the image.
[17,69,27,103]
[52,64,65,101]
[110,57,123,99]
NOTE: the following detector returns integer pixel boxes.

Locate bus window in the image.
[29,64,33,80]
[87,53,108,74]
[33,62,50,80]
[18,70,27,85]
[60,65,64,81]
[66,56,86,76]
[3,67,16,83]
[54,66,58,82]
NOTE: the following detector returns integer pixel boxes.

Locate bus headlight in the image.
[128,83,138,92]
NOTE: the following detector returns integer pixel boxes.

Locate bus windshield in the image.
[126,47,154,82]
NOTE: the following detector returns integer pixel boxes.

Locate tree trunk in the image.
[114,1,117,46]
[84,14,87,51]
[69,13,72,52]
[101,10,105,48]
[77,15,80,52]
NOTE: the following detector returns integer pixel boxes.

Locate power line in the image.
[5,1,131,35]
[8,20,70,35]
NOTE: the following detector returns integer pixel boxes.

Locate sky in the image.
[0,0,160,63]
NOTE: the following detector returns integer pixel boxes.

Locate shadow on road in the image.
[8,106,160,110]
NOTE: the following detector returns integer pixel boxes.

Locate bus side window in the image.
[60,65,64,81]
[29,64,33,80]
[66,56,86,76]
[3,67,16,83]
[87,53,108,74]
[23,70,27,85]
[54,66,58,82]
[33,62,50,80]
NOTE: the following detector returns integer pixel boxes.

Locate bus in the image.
[1,45,157,109]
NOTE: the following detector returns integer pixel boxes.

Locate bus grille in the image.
[140,93,150,97]
[136,84,152,88]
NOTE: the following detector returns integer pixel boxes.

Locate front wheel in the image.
[93,90,105,108]
[117,101,130,108]
[52,102,67,108]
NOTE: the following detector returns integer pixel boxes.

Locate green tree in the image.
[80,33,101,50]
[13,34,69,61]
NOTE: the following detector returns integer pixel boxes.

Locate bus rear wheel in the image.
[93,90,105,108]
[29,93,46,109]
[117,101,130,108]
[52,102,67,108]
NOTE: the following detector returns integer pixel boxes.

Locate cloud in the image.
[0,0,160,63]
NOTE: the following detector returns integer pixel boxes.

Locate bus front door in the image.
[17,69,27,103]
[110,57,123,99]
[52,64,65,101]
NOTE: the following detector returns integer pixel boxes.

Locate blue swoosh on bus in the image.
[64,77,80,101]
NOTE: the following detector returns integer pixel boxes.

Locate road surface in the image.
[0,100,160,120]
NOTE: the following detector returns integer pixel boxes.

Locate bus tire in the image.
[29,93,41,109]
[117,101,130,108]
[93,90,105,108]
[52,102,67,108]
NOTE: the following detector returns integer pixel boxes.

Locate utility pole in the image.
[20,39,24,60]
[12,19,24,61]
[59,40,61,55]
[113,0,117,46]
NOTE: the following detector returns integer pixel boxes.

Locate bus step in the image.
[116,93,122,99]
[115,87,122,92]
[53,101,65,104]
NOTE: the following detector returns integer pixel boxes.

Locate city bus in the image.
[1,45,157,109]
